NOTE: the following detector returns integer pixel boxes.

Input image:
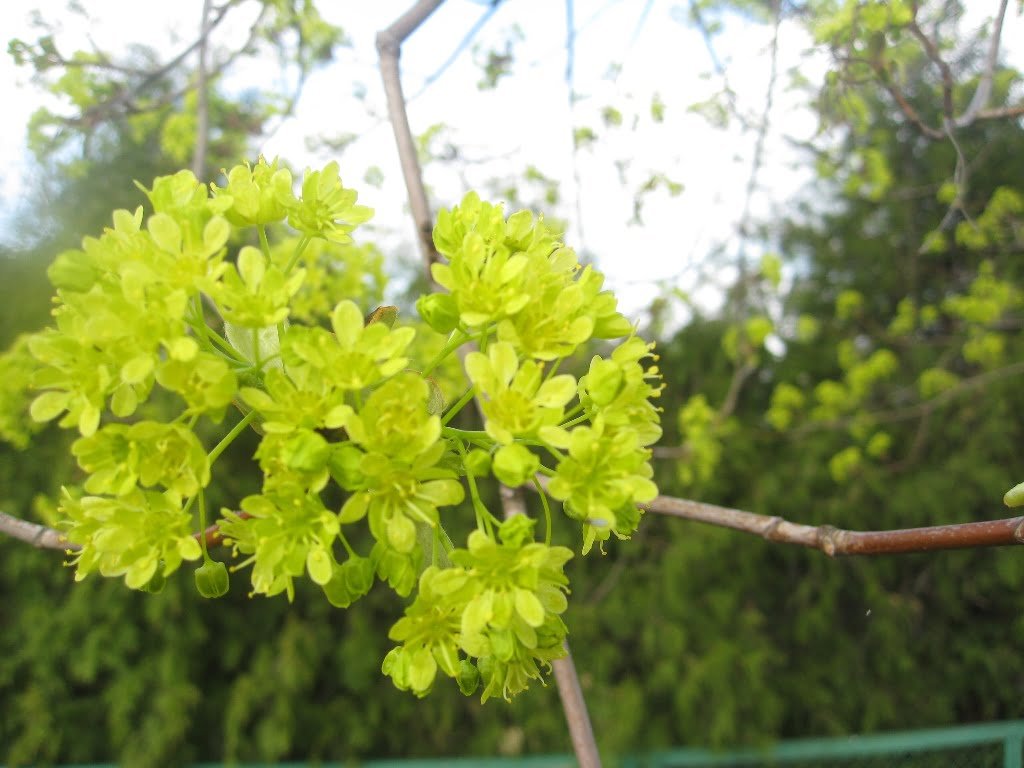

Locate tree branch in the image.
[975,103,1024,121]
[0,507,251,554]
[407,1,504,102]
[0,511,75,551]
[954,0,1010,129]
[641,494,1024,556]
[688,0,753,131]
[85,0,237,122]
[377,0,446,274]
[873,64,945,139]
[192,0,213,178]
[907,3,955,121]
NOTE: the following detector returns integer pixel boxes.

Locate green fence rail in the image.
[40,719,1024,768]
[625,719,1024,767]
[357,720,1024,767]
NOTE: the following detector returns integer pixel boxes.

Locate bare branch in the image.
[192,0,213,178]
[736,0,781,253]
[907,3,956,121]
[688,0,754,131]
[41,0,259,145]
[641,494,1024,556]
[716,360,756,426]
[564,0,587,251]
[0,511,76,551]
[954,0,1010,128]
[552,641,601,768]
[376,0,446,273]
[406,1,504,102]
[129,0,238,96]
[975,103,1024,121]
[0,506,253,554]
[873,64,945,139]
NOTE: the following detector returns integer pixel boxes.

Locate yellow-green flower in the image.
[464,341,576,445]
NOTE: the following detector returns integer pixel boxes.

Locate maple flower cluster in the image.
[25,161,662,701]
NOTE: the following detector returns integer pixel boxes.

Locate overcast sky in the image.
[0,1,1019,318]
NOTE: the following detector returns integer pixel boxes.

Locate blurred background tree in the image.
[1,0,1022,765]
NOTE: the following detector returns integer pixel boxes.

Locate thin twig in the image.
[0,511,76,551]
[688,0,753,131]
[74,0,238,126]
[564,0,587,253]
[974,103,1024,121]
[734,0,781,265]
[376,0,446,273]
[954,0,1010,129]
[50,2,265,138]
[192,0,213,178]
[641,494,1024,556]
[908,2,956,121]
[0,507,250,554]
[874,68,945,139]
[406,1,505,102]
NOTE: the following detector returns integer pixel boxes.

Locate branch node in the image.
[376,30,399,58]
[760,516,784,540]
[817,525,839,557]
[1014,518,1024,544]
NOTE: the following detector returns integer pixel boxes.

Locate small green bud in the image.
[583,357,623,406]
[464,448,492,477]
[492,443,540,487]
[1004,481,1024,508]
[498,514,535,548]
[329,444,365,491]
[416,293,460,334]
[322,555,375,608]
[306,546,333,585]
[194,560,230,598]
[456,659,481,696]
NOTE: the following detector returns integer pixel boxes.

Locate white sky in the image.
[0,1,1019,319]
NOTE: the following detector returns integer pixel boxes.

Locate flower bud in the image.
[456,659,481,696]
[416,293,460,334]
[194,560,230,598]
